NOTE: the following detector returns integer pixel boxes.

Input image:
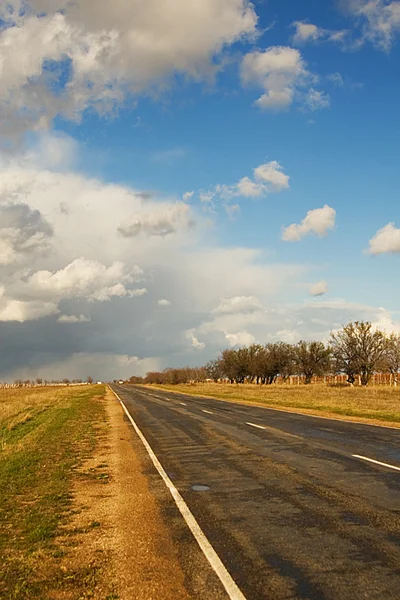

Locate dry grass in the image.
[0,386,61,421]
[0,384,116,599]
[0,387,76,451]
[149,382,400,427]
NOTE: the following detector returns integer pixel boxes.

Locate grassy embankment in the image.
[148,382,400,426]
[0,384,114,600]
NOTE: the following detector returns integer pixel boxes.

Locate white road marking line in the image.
[352,454,400,472]
[180,402,187,406]
[110,388,247,600]
[202,409,214,414]
[245,422,266,430]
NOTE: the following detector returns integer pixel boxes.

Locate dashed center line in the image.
[352,454,400,472]
[137,389,400,477]
[246,422,266,430]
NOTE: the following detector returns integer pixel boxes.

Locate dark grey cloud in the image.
[0,202,53,264]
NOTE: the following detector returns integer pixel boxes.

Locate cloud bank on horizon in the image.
[0,0,399,380]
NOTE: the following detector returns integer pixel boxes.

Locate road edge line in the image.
[109,387,247,600]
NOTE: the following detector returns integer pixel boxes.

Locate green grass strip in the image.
[0,385,106,599]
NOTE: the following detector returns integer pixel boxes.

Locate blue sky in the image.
[0,0,400,379]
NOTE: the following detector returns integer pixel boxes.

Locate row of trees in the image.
[137,322,400,387]
[142,367,207,386]
[6,376,95,388]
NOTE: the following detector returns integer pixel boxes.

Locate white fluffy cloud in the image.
[241,46,329,111]
[185,329,206,350]
[309,280,328,297]
[282,205,336,241]
[199,160,289,212]
[276,329,301,344]
[291,21,349,47]
[183,191,194,202]
[0,0,258,137]
[118,203,193,238]
[224,161,289,196]
[368,222,400,254]
[158,299,171,307]
[28,132,80,171]
[225,331,256,347]
[293,3,400,52]
[26,258,144,302]
[253,162,290,190]
[304,89,331,111]
[0,300,59,323]
[292,22,324,44]
[213,296,262,315]
[372,307,400,333]
[0,257,146,323]
[346,0,400,50]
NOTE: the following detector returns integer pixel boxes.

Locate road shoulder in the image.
[69,387,191,599]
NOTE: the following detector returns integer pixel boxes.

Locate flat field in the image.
[0,384,114,600]
[148,382,400,427]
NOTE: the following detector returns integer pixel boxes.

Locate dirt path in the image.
[67,388,190,599]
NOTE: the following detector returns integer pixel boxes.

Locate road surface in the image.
[111,384,400,600]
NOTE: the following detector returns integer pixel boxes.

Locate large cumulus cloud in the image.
[0,133,312,380]
[0,0,257,138]
[1,136,397,382]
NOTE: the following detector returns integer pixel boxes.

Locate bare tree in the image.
[254,344,283,385]
[331,321,387,385]
[87,376,94,384]
[380,332,400,385]
[205,359,222,382]
[219,349,247,383]
[295,341,331,384]
[129,375,144,384]
[214,342,308,385]
[145,371,164,384]
[330,321,386,386]
[330,325,360,386]
[269,342,296,383]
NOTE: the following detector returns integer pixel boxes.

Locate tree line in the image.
[3,376,96,388]
[133,321,400,387]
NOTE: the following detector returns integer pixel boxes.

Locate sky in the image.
[0,0,400,381]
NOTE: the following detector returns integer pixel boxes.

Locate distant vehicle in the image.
[119,380,124,384]
[97,381,102,384]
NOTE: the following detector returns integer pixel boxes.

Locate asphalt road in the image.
[111,384,400,600]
